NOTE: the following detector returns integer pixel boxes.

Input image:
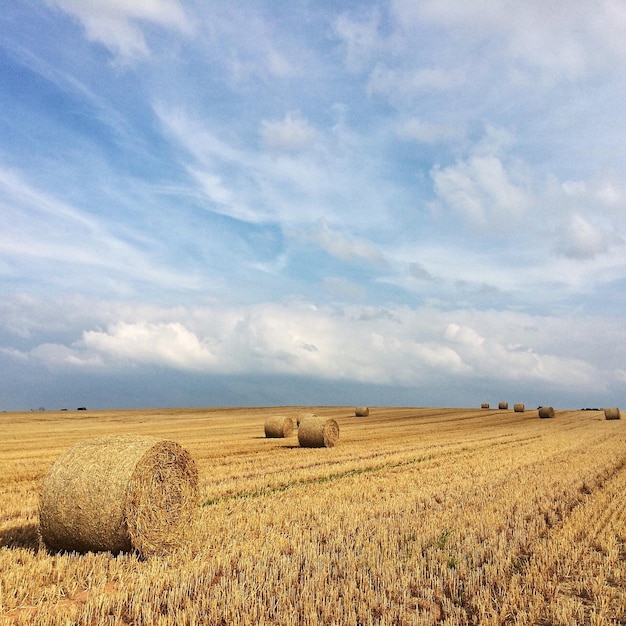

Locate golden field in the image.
[1,405,626,625]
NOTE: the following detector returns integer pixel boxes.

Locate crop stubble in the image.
[1,406,625,625]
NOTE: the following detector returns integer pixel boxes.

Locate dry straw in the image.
[39,435,198,557]
[514,403,525,412]
[498,402,509,410]
[295,412,316,427]
[354,407,369,417]
[604,407,621,420]
[264,415,295,438]
[538,406,555,419]
[481,403,490,409]
[298,415,340,448]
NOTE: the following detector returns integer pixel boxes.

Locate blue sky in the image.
[2,0,626,411]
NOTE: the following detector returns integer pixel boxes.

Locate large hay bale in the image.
[39,435,198,557]
[355,406,369,417]
[498,402,508,410]
[538,406,555,419]
[264,415,295,438]
[604,407,621,420]
[514,403,525,412]
[481,403,490,409]
[298,415,339,448]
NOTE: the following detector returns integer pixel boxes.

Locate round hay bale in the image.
[264,415,295,438]
[481,403,490,409]
[39,435,198,557]
[298,415,339,448]
[538,406,555,419]
[498,402,508,410]
[354,407,369,417]
[604,407,621,420]
[514,403,525,412]
[295,412,316,427]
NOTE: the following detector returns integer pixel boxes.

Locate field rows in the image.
[1,406,625,624]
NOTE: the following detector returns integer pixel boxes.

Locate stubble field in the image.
[1,405,626,625]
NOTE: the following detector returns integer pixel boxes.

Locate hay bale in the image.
[604,407,621,420]
[538,406,555,419]
[481,403,490,409]
[39,435,198,557]
[498,402,508,410]
[295,412,316,427]
[298,415,339,448]
[514,403,525,412]
[264,415,295,438]
[355,406,369,417]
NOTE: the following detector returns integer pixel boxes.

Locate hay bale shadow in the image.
[0,521,40,550]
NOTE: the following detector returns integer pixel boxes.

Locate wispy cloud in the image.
[46,0,192,62]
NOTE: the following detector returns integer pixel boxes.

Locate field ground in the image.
[1,406,626,625]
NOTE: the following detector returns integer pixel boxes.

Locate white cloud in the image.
[444,323,485,349]
[390,0,626,81]
[334,9,383,73]
[156,105,397,230]
[83,321,216,370]
[2,300,612,396]
[47,0,192,62]
[260,111,317,152]
[300,219,386,266]
[431,154,531,226]
[556,214,618,260]
[442,320,596,388]
[0,166,203,292]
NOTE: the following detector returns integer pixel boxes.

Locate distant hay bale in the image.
[498,402,508,410]
[481,403,490,409]
[355,407,369,417]
[604,407,621,420]
[514,403,525,412]
[538,406,555,419]
[295,412,316,427]
[39,435,198,557]
[298,415,339,448]
[264,415,295,438]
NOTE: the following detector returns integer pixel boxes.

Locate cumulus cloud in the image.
[442,321,595,388]
[82,321,216,370]
[431,153,531,226]
[2,301,610,397]
[47,0,192,61]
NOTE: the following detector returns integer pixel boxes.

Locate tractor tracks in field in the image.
[202,432,542,507]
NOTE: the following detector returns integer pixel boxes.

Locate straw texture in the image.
[298,416,340,448]
[264,416,295,438]
[354,407,369,417]
[604,407,621,420]
[498,402,508,410]
[538,406,555,419]
[514,404,525,412]
[39,435,198,557]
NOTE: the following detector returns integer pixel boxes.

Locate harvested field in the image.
[1,406,626,625]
